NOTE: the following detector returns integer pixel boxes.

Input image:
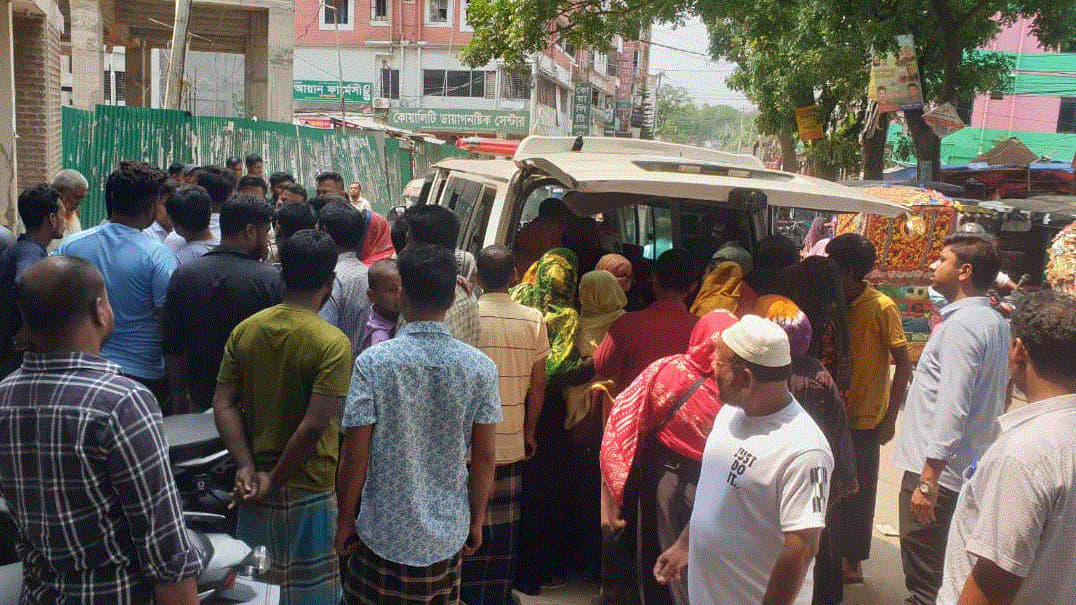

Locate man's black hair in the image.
[390,213,409,254]
[1012,290,1076,383]
[245,153,263,168]
[105,161,167,218]
[368,258,399,291]
[754,235,800,270]
[654,247,696,293]
[538,197,573,220]
[826,233,877,281]
[404,204,459,249]
[279,182,307,201]
[269,171,294,188]
[310,194,347,213]
[17,184,62,231]
[196,167,238,210]
[316,171,345,187]
[220,194,274,238]
[168,162,186,177]
[273,202,317,241]
[279,229,337,293]
[943,233,1000,290]
[226,156,242,169]
[398,244,456,312]
[17,256,105,339]
[477,245,514,290]
[237,175,268,196]
[318,200,365,250]
[165,185,212,232]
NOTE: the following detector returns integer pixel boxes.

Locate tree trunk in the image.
[780,130,798,172]
[861,111,890,181]
[904,107,940,182]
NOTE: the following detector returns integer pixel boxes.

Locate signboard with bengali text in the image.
[387,108,530,134]
[293,80,373,104]
[572,82,592,136]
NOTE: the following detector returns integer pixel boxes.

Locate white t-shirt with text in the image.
[688,398,834,605]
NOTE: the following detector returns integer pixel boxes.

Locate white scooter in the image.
[0,412,279,604]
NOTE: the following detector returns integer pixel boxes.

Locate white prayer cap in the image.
[720,315,791,369]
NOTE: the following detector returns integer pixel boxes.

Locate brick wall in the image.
[13,14,62,190]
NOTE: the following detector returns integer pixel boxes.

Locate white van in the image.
[416,136,904,268]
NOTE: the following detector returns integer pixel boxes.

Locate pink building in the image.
[970,17,1076,135]
[292,0,649,137]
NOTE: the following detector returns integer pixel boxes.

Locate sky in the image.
[648,18,755,112]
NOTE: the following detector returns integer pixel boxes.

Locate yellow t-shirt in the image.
[218,304,352,491]
[847,285,907,430]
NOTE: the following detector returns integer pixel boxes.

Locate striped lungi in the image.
[345,539,463,604]
[460,461,523,605]
[236,486,340,605]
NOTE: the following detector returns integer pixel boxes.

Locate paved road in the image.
[518,412,916,605]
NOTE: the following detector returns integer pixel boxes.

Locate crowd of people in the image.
[0,156,1073,605]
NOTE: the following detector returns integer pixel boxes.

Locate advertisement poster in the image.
[387,109,529,134]
[572,82,592,136]
[867,34,923,113]
[793,105,824,142]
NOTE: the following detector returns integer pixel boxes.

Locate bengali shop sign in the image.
[293,80,373,104]
[572,82,592,136]
[387,109,530,134]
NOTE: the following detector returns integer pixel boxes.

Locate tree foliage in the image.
[461,0,1076,173]
[654,85,757,148]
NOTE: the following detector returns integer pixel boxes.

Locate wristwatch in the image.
[918,481,937,498]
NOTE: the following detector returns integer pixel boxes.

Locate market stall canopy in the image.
[974,137,1039,167]
[989,195,1076,219]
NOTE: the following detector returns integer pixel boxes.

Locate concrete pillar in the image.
[124,39,150,107]
[266,7,294,123]
[0,0,17,229]
[244,10,268,120]
[13,8,62,193]
[70,0,103,110]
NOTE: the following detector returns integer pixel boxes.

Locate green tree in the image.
[461,0,1076,178]
[653,84,757,148]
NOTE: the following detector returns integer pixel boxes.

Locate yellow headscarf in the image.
[690,261,745,316]
[576,270,628,357]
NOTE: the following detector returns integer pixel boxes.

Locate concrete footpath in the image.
[519,413,915,605]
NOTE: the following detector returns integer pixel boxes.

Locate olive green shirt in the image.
[218,304,352,492]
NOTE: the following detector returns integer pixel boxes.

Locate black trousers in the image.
[813,527,843,605]
[831,428,879,563]
[898,471,959,605]
[125,373,171,415]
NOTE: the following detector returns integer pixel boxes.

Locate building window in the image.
[1059,98,1076,134]
[423,70,491,97]
[538,79,557,108]
[502,69,530,100]
[320,0,354,30]
[115,71,126,103]
[427,0,448,23]
[381,68,400,99]
[372,0,389,21]
[607,50,619,77]
[103,70,111,100]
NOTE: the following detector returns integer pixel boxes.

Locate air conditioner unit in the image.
[372,97,391,109]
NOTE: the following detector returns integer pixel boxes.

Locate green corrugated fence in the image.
[62,105,468,227]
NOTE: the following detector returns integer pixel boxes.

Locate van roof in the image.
[435,159,517,182]
[512,137,906,217]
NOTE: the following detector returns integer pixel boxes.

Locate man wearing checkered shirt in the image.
[0,257,202,604]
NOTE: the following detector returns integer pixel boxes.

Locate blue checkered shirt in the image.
[0,353,203,603]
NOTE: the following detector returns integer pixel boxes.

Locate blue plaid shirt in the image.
[0,353,202,603]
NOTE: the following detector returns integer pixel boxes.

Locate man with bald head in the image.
[0,256,201,604]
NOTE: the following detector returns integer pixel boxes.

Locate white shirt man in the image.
[656,315,833,605]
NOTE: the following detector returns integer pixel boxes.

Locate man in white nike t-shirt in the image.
[653,315,834,605]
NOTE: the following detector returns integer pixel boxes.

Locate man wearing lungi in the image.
[214,228,352,603]
[336,244,502,604]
